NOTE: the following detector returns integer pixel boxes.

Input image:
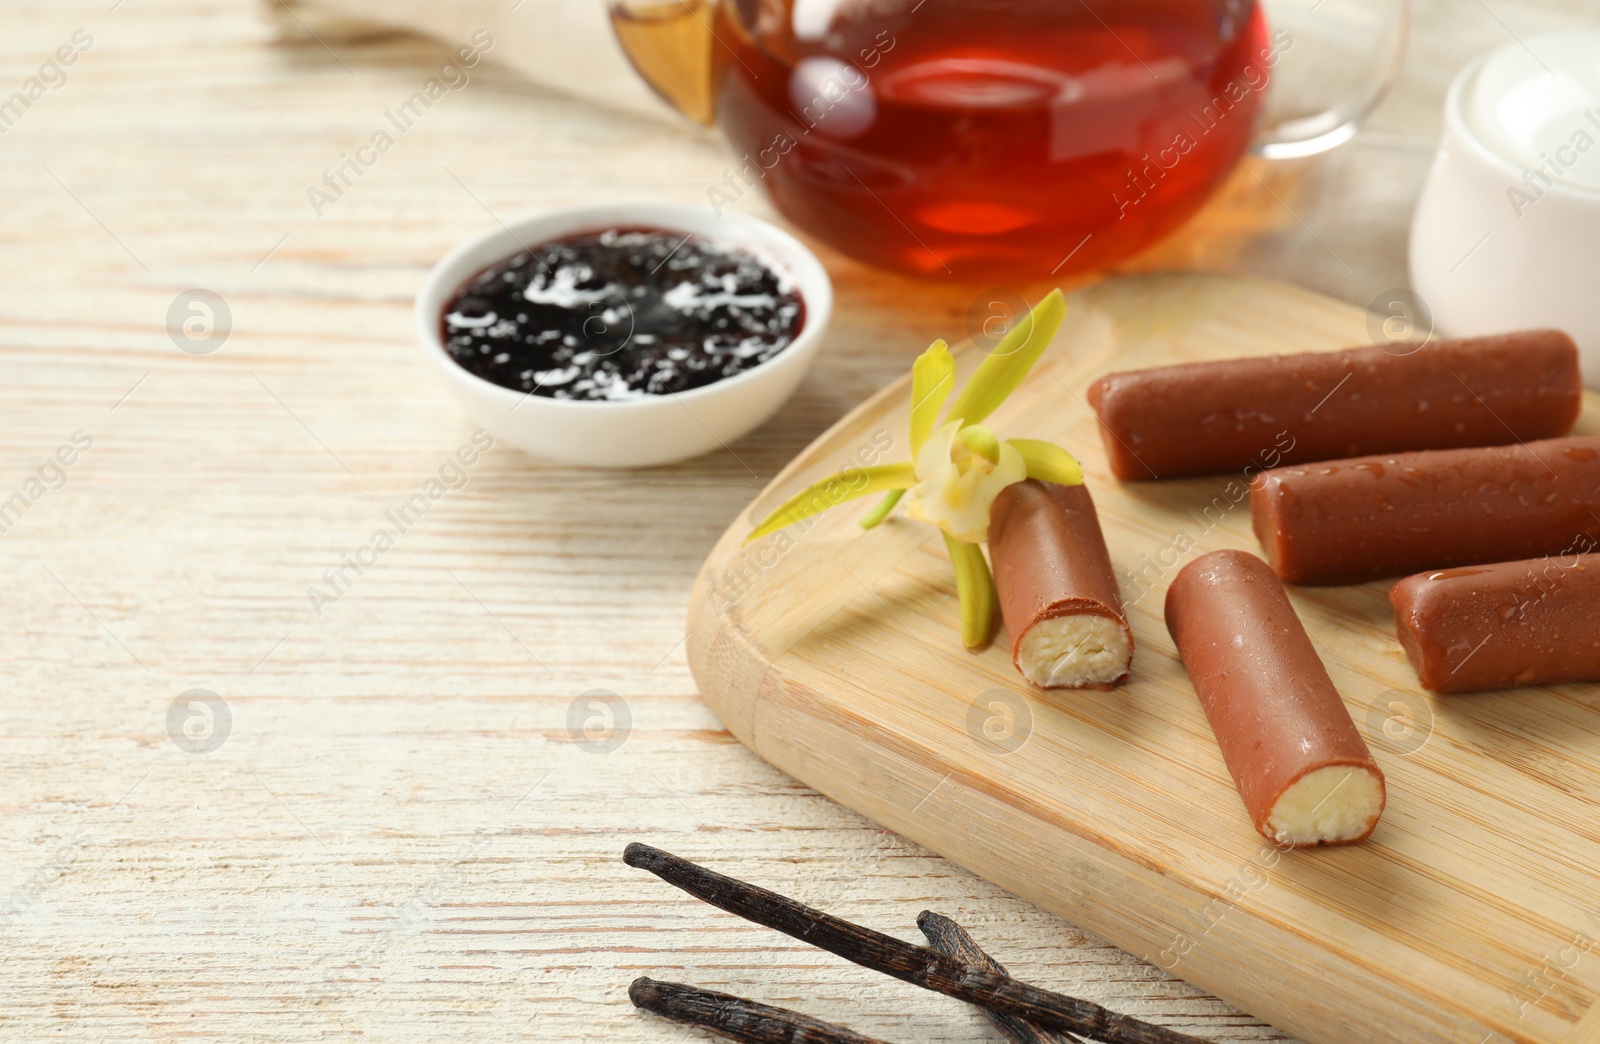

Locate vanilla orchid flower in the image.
[746,290,1081,649]
[903,419,1027,543]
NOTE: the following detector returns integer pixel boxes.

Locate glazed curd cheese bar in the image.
[1087,331,1580,480]
[988,480,1132,689]
[1391,554,1600,694]
[1251,436,1600,586]
[1166,550,1385,846]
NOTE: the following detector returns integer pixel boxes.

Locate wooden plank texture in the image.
[6,0,1594,1040]
[0,2,1303,1041]
[689,273,1600,1044]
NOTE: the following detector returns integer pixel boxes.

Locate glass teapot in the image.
[612,0,1407,280]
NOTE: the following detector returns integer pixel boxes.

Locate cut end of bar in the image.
[1266,765,1385,846]
[1016,613,1131,689]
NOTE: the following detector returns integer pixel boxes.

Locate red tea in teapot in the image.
[616,0,1279,280]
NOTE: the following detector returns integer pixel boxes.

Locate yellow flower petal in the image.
[1008,438,1084,487]
[944,534,997,650]
[857,488,905,530]
[910,339,955,457]
[913,419,963,484]
[957,424,1001,466]
[745,462,916,543]
[945,289,1066,427]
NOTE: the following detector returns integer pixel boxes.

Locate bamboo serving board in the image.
[687,273,1600,1044]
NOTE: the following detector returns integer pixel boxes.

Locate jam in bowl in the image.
[415,204,832,468]
[441,228,806,401]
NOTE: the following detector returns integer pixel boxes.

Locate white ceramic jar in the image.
[1411,29,1600,387]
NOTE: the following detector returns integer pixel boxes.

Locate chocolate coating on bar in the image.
[1165,550,1384,846]
[1087,331,1580,480]
[1251,436,1600,585]
[989,481,1131,689]
[1391,553,1600,693]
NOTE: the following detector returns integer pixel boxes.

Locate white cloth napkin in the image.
[268,0,675,120]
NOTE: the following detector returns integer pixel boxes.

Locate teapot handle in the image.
[609,0,729,126]
[1251,0,1410,158]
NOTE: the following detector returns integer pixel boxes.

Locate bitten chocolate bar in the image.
[1165,550,1385,846]
[988,480,1132,689]
[1087,331,1580,480]
[1391,553,1600,694]
[1251,436,1600,586]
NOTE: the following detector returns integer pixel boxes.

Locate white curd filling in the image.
[1016,613,1130,688]
[1266,765,1385,846]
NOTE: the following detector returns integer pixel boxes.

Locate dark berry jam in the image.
[440,228,805,401]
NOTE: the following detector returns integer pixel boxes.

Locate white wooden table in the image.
[0,1,1589,1040]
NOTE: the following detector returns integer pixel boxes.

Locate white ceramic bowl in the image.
[1410,31,1600,387]
[415,203,832,467]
